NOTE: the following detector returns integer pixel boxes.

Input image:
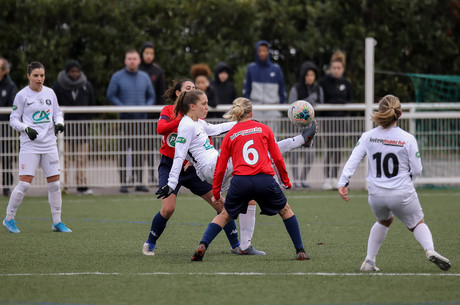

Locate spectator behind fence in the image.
[52,60,95,195]
[139,41,166,108]
[288,61,323,189]
[319,50,352,190]
[211,61,237,105]
[106,49,155,193]
[139,41,166,185]
[0,58,18,197]
[243,40,286,134]
[190,63,219,118]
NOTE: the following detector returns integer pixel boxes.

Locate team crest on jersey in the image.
[167,133,178,147]
[176,137,186,144]
[203,138,214,150]
[46,99,51,106]
[38,98,44,105]
[32,109,51,124]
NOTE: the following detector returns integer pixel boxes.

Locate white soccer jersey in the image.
[10,86,64,153]
[167,115,236,189]
[338,126,422,191]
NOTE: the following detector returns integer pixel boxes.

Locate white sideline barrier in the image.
[0,104,459,191]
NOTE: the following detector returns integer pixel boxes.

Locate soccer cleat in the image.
[142,242,156,256]
[191,243,207,261]
[296,247,310,260]
[360,260,380,271]
[426,250,451,271]
[301,120,317,148]
[52,222,72,233]
[3,218,20,233]
[231,246,241,254]
[237,245,266,256]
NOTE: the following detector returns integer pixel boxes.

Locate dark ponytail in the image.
[163,78,194,105]
[27,61,44,75]
[174,89,205,117]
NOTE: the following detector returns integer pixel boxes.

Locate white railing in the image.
[0,103,459,191]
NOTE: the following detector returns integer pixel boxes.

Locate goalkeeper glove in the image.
[155,184,174,199]
[301,120,318,148]
[25,127,38,141]
[55,123,65,134]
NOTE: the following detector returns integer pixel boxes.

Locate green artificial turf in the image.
[0,190,458,305]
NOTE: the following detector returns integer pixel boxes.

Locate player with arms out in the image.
[190,97,309,261]
[156,90,316,255]
[143,79,241,255]
[3,61,71,233]
[338,95,450,271]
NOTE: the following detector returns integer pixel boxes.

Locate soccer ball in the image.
[288,100,315,128]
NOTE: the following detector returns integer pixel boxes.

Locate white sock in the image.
[239,205,257,250]
[48,181,62,224]
[5,181,30,221]
[413,223,434,251]
[277,135,304,154]
[365,222,389,263]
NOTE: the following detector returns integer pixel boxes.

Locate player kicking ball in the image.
[190,98,309,261]
[3,61,71,234]
[338,95,450,272]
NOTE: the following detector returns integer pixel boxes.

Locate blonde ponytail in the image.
[223,98,252,122]
[372,95,402,128]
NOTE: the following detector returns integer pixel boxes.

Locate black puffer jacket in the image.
[139,41,166,105]
[211,61,237,105]
[0,75,17,121]
[289,61,323,106]
[319,74,352,117]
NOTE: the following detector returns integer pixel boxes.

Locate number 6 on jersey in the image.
[243,140,259,165]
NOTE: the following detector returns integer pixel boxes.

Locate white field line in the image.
[61,192,460,204]
[1,271,459,277]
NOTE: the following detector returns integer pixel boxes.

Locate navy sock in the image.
[223,219,240,249]
[200,222,223,246]
[283,215,304,249]
[147,211,169,245]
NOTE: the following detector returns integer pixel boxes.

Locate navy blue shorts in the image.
[224,173,287,219]
[158,155,212,197]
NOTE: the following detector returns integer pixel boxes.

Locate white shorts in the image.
[19,151,61,177]
[368,188,424,229]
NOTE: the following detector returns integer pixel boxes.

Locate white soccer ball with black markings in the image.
[288,100,315,128]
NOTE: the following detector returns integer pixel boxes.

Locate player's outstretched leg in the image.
[412,221,451,271]
[144,211,170,256]
[279,203,309,260]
